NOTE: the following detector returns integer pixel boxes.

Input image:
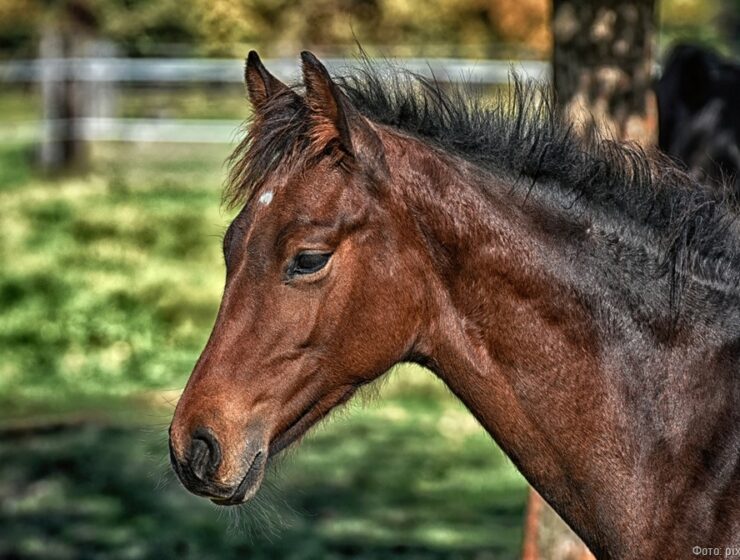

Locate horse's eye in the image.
[287,251,332,277]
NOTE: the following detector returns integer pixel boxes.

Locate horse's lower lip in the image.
[210,450,265,506]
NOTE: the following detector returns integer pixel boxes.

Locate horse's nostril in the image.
[188,428,221,481]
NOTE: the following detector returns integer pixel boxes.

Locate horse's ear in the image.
[300,51,388,182]
[244,50,291,109]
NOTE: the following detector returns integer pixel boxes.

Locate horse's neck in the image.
[392,142,740,557]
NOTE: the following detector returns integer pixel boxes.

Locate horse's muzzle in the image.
[168,425,266,504]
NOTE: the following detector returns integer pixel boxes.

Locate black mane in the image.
[226,60,740,293]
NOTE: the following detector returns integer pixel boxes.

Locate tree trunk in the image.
[522,1,658,558]
[552,0,658,144]
[38,1,99,173]
[522,491,595,560]
[39,23,88,172]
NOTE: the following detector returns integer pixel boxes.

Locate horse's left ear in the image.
[245,50,293,110]
[300,51,389,182]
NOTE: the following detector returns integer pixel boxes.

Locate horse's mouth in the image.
[210,384,358,506]
[210,449,266,506]
[208,384,359,507]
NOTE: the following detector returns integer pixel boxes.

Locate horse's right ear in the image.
[301,51,389,183]
[244,51,292,109]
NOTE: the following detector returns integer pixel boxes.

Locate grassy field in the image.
[0,141,230,413]
[0,86,249,123]
[0,139,528,559]
[0,373,527,560]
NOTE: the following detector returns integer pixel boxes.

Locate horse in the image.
[657,43,740,193]
[169,51,740,559]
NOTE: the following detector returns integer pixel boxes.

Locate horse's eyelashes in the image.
[287,251,332,278]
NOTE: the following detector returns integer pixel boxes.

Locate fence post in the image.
[38,2,101,173]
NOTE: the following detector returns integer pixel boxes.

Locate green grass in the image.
[0,141,233,412]
[0,88,39,121]
[0,369,527,560]
[119,86,249,119]
[0,86,248,123]
[0,139,528,558]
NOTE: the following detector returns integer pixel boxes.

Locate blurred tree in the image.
[552,0,658,144]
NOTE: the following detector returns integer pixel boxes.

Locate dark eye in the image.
[287,251,332,278]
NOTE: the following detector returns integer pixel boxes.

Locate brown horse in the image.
[169,51,740,559]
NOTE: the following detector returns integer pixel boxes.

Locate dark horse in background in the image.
[170,51,740,559]
[657,43,740,192]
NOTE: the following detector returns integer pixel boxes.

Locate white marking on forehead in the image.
[258,191,274,206]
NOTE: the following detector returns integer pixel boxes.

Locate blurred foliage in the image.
[0,0,736,59]
[0,0,197,57]
[189,0,550,57]
[659,0,739,55]
[0,0,551,58]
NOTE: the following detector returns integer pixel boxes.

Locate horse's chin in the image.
[210,449,267,506]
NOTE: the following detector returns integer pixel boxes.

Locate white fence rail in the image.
[0,57,549,84]
[0,57,550,148]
